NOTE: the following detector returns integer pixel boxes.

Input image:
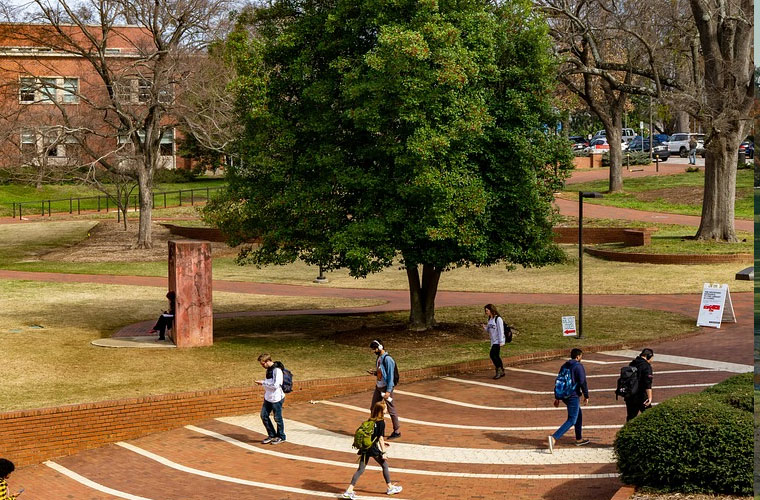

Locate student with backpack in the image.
[340,401,403,499]
[482,304,507,379]
[255,353,288,444]
[548,348,590,453]
[367,340,401,440]
[620,348,654,421]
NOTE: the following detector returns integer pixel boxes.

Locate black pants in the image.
[153,314,173,340]
[489,344,503,370]
[625,394,648,421]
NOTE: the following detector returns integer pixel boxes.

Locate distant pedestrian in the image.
[367,340,401,440]
[0,458,22,499]
[483,304,506,379]
[688,136,698,165]
[340,401,403,499]
[548,348,590,453]
[148,291,175,341]
[255,353,286,444]
[625,348,654,421]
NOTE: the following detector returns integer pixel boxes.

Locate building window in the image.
[19,77,35,103]
[137,79,151,103]
[18,77,79,104]
[160,129,174,156]
[62,78,79,103]
[20,130,35,154]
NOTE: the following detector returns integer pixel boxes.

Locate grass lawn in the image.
[564,169,754,219]
[0,220,752,295]
[0,279,697,411]
[0,179,227,217]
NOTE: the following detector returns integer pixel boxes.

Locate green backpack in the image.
[352,419,377,452]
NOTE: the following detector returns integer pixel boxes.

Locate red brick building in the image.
[0,23,190,172]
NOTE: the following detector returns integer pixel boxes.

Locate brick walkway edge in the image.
[0,340,668,468]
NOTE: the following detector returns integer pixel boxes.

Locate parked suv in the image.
[627,136,670,161]
[667,133,705,158]
[592,128,636,143]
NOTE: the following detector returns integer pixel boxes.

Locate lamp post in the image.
[578,191,603,339]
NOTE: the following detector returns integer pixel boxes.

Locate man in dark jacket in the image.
[626,348,654,421]
[548,348,590,453]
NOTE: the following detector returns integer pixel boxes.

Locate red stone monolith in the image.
[168,240,213,347]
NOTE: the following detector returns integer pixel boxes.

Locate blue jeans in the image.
[261,399,285,439]
[552,396,582,441]
[688,148,697,164]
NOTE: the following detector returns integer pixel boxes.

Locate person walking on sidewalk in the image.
[255,353,286,444]
[0,459,22,500]
[688,136,698,165]
[625,348,654,421]
[548,348,590,453]
[340,401,403,499]
[483,304,506,379]
[367,340,401,440]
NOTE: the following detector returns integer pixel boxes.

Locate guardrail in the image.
[8,186,224,219]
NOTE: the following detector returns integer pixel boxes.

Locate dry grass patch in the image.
[0,280,696,411]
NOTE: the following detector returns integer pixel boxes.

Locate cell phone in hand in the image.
[17,488,24,496]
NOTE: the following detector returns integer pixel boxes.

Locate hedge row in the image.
[614,373,753,495]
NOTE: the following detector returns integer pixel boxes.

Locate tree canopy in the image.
[205,0,570,329]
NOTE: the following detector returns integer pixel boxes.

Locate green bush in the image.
[601,151,651,167]
[153,167,197,183]
[614,375,752,495]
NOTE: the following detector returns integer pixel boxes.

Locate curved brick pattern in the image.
[584,247,752,264]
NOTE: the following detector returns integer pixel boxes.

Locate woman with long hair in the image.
[483,303,506,379]
[340,400,402,498]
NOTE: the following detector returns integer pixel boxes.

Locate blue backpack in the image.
[554,365,576,399]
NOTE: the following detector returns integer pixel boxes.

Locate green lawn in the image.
[0,277,697,410]
[565,169,754,219]
[0,179,227,217]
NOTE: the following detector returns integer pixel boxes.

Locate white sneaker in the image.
[547,435,554,454]
[386,484,402,495]
[339,492,357,499]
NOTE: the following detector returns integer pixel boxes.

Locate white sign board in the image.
[562,316,577,337]
[696,283,736,328]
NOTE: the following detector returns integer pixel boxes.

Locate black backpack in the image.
[274,361,294,393]
[615,365,639,400]
[496,316,513,343]
[380,354,400,386]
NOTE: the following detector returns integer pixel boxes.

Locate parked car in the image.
[666,133,705,157]
[739,141,753,159]
[627,136,670,161]
[568,135,589,151]
[592,128,637,143]
[652,133,670,143]
[584,138,610,153]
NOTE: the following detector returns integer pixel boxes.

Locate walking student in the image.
[0,458,22,499]
[340,401,402,498]
[625,348,654,421]
[367,340,401,439]
[483,304,506,379]
[255,353,286,444]
[548,348,590,453]
[688,136,698,165]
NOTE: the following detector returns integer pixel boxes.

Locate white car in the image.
[592,128,637,144]
[666,133,705,158]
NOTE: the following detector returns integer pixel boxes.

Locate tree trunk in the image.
[695,132,740,242]
[406,264,441,331]
[135,165,154,249]
[675,110,690,133]
[606,116,624,193]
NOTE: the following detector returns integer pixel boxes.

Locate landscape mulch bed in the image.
[331,321,490,349]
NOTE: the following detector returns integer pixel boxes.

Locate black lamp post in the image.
[578,191,603,339]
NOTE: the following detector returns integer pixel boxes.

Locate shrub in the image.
[614,376,752,495]
[702,372,753,412]
[601,151,651,167]
[154,167,197,183]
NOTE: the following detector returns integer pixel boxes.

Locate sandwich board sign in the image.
[696,283,736,328]
[562,316,577,337]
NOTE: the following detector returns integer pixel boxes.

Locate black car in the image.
[627,136,670,161]
[568,135,589,151]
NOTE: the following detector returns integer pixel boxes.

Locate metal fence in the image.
[9,186,224,219]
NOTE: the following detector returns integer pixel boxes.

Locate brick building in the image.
[0,22,191,172]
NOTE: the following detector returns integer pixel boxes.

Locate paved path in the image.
[565,157,703,185]
[554,196,753,232]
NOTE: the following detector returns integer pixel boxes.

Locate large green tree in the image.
[206,0,570,330]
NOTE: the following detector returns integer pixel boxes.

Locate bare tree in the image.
[689,0,753,241]
[539,0,685,192]
[3,0,233,248]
